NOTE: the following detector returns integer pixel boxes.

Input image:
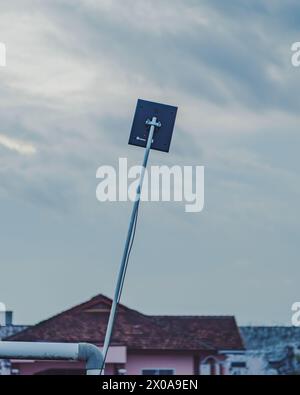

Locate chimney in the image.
[5,311,13,326]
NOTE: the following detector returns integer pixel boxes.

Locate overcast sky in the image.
[0,0,299,326]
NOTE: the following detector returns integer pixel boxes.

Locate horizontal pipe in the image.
[0,342,79,360]
[0,342,103,375]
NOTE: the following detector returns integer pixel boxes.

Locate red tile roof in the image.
[7,294,244,351]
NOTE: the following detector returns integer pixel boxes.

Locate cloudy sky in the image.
[0,0,299,326]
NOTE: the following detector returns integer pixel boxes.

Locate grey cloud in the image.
[0,0,299,325]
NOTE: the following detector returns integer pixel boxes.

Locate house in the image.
[240,326,300,375]
[5,294,245,375]
[0,311,28,341]
[0,311,29,375]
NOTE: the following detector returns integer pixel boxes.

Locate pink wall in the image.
[12,360,118,375]
[106,346,126,364]
[126,351,195,375]
[12,350,200,375]
[12,361,85,375]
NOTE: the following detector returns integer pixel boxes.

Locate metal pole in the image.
[101,116,160,372]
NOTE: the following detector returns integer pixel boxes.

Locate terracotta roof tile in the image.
[7,294,244,351]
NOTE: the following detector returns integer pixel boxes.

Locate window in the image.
[231,362,246,368]
[142,369,175,375]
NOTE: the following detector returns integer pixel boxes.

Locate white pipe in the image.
[0,342,103,375]
[78,343,102,375]
[0,342,78,360]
